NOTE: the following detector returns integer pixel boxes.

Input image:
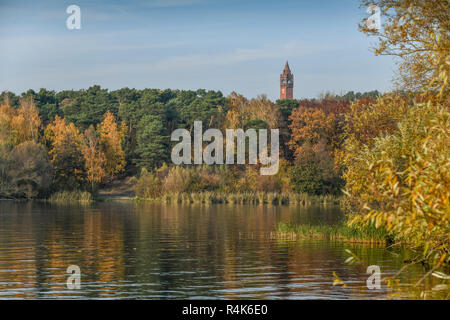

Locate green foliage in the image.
[290,163,329,195]
[275,99,299,121]
[175,89,227,130]
[289,149,343,196]
[0,91,19,108]
[34,88,59,125]
[244,119,267,130]
[339,90,381,101]
[59,85,118,129]
[135,115,169,170]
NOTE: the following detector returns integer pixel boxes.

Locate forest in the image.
[0,86,383,199]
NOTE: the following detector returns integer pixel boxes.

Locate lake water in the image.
[0,201,440,299]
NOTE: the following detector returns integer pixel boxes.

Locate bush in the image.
[0,141,53,198]
[343,101,450,267]
[289,162,342,195]
[163,166,199,193]
[134,168,161,199]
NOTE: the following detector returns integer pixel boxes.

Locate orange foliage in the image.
[288,106,335,160]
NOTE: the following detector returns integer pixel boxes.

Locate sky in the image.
[0,0,396,100]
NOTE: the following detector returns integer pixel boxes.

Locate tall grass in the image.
[48,191,93,204]
[156,191,340,205]
[275,221,390,244]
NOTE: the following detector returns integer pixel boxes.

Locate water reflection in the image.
[0,201,437,299]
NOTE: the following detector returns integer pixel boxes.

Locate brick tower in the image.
[280,61,294,100]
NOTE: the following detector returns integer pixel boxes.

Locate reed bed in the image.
[156,192,340,205]
[48,191,93,204]
[275,222,390,244]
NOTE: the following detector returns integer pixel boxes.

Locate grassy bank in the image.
[139,192,340,206]
[47,191,93,204]
[275,221,391,244]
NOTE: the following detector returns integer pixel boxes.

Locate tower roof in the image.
[283,61,291,73]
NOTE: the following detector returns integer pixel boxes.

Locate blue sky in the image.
[0,0,395,99]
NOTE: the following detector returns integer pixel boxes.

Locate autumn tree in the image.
[247,95,282,129]
[225,93,282,129]
[0,141,52,198]
[97,111,127,179]
[12,97,42,143]
[288,106,335,160]
[0,98,42,146]
[0,104,13,144]
[82,126,106,190]
[342,95,409,147]
[287,105,343,194]
[0,99,51,198]
[8,141,52,198]
[343,101,450,268]
[225,92,249,129]
[45,116,85,190]
[359,0,450,100]
[0,91,19,108]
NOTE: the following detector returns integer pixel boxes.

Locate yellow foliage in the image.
[0,98,41,145]
[360,0,450,101]
[343,100,450,267]
[98,111,127,178]
[45,116,85,187]
[225,92,282,129]
[82,126,106,187]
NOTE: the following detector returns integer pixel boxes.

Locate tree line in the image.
[0,86,382,199]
